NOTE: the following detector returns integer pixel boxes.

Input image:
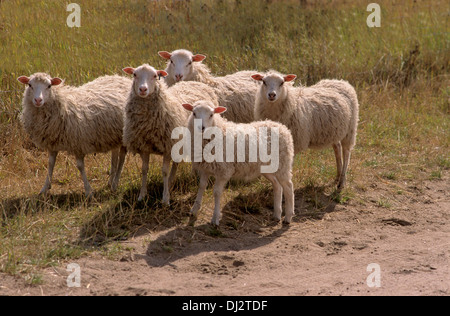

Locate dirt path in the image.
[1,173,449,296]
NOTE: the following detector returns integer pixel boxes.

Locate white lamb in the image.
[159,49,260,123]
[122,64,218,204]
[182,100,295,226]
[18,73,131,197]
[252,71,359,190]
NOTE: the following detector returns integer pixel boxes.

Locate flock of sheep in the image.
[17,49,359,226]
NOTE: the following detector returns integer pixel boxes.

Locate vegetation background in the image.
[0,0,448,285]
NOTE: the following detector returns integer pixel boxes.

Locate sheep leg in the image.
[111,146,127,192]
[279,177,295,224]
[162,155,171,205]
[190,171,208,217]
[338,145,352,191]
[211,177,228,226]
[108,148,119,189]
[333,142,343,185]
[263,173,283,221]
[138,152,150,201]
[76,155,93,198]
[40,151,58,195]
[168,162,178,188]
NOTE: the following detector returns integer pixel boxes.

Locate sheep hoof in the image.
[188,213,198,226]
[39,188,50,196]
[210,218,220,227]
[138,192,146,202]
[39,182,51,195]
[284,212,294,224]
[334,175,342,185]
[273,213,282,222]
[283,218,292,225]
[110,182,118,193]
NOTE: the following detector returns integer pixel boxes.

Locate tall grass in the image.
[0,0,448,282]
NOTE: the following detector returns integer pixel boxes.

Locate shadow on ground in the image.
[1,174,340,263]
[0,186,113,221]
[135,184,339,268]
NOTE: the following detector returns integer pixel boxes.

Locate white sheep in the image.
[122,64,218,204]
[252,71,359,190]
[18,73,131,197]
[159,49,261,123]
[182,100,295,226]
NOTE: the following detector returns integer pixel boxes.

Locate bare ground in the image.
[1,172,449,296]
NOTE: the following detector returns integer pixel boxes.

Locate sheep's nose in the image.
[34,98,42,105]
[175,74,183,82]
[268,92,277,99]
[139,87,148,93]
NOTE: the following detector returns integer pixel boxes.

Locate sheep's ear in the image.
[192,54,206,62]
[284,74,297,82]
[157,70,168,78]
[158,51,172,60]
[51,77,63,86]
[251,74,264,81]
[17,76,30,85]
[214,106,227,114]
[182,103,194,112]
[122,67,135,75]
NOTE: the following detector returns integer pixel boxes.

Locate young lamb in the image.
[122,64,218,204]
[159,49,261,123]
[252,71,359,190]
[18,73,131,197]
[182,100,295,226]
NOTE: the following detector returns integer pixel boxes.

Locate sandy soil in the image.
[1,173,449,296]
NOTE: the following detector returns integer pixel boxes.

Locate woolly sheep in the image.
[159,49,261,123]
[18,73,131,197]
[182,100,295,226]
[122,64,218,204]
[252,71,359,190]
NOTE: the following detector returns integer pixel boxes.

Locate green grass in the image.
[0,0,449,282]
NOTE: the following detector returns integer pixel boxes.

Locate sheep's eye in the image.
[263,81,267,86]
[193,113,197,117]
[154,75,157,79]
[48,85,52,89]
[280,82,284,86]
[210,114,213,118]
[28,84,33,89]
[170,60,174,65]
[133,73,136,77]
[187,61,192,66]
